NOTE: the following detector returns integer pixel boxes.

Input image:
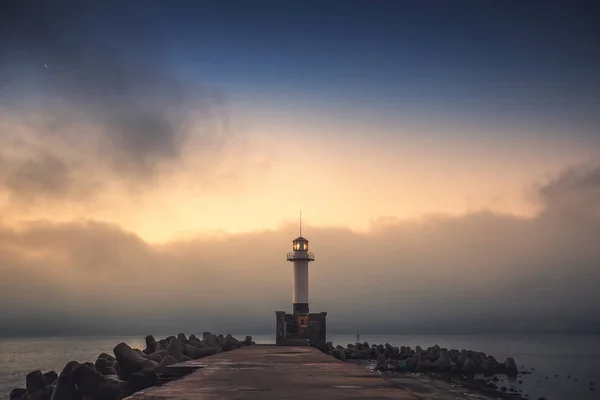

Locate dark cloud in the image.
[537,162,600,216]
[1,163,599,337]
[0,1,230,199]
[4,153,75,202]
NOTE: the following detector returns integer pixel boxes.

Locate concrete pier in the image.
[126,345,417,399]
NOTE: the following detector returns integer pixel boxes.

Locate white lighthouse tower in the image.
[276,214,326,346]
[286,214,314,314]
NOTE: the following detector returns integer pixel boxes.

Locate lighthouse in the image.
[275,216,327,346]
[286,235,314,314]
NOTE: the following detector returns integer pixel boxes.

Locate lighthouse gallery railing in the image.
[286,252,315,261]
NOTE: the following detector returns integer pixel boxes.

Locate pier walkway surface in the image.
[126,345,418,399]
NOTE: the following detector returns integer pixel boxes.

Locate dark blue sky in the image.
[1,0,600,135]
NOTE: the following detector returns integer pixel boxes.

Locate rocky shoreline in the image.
[9,333,254,400]
[315,341,531,399]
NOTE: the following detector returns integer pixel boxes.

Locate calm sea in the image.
[1,334,598,400]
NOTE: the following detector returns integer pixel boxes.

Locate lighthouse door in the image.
[297,314,309,336]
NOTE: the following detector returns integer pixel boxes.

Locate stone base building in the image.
[275,311,327,346]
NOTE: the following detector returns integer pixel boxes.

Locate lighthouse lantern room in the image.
[293,237,308,251]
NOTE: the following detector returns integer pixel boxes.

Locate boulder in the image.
[113,342,159,380]
[96,353,116,364]
[143,336,158,354]
[59,360,81,376]
[420,359,434,371]
[432,350,452,371]
[183,344,222,359]
[481,356,496,376]
[348,348,360,359]
[70,364,106,397]
[449,349,459,361]
[25,389,52,400]
[388,360,400,371]
[203,333,220,347]
[133,349,146,357]
[427,345,440,361]
[128,371,156,393]
[43,371,59,385]
[339,348,347,361]
[145,335,156,348]
[165,338,188,362]
[141,351,164,362]
[96,367,119,377]
[220,334,241,351]
[44,387,56,399]
[158,355,179,368]
[365,347,377,359]
[103,375,121,384]
[244,336,253,345]
[50,361,81,400]
[462,356,476,374]
[26,370,48,395]
[449,358,458,372]
[188,335,204,348]
[10,388,27,400]
[409,354,421,371]
[94,360,118,376]
[375,353,387,370]
[473,352,486,368]
[177,333,188,345]
[504,357,518,377]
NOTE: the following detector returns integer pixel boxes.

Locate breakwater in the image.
[321,341,519,375]
[316,341,531,399]
[8,333,254,400]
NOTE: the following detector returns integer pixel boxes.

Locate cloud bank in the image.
[0,163,599,336]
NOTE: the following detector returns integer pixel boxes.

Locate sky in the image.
[0,0,599,336]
